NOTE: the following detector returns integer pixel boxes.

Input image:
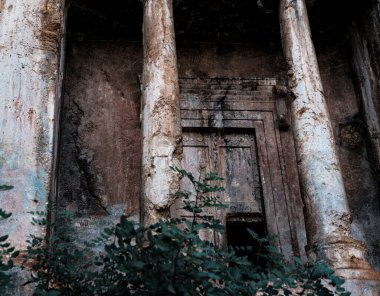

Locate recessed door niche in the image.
[172,77,307,260]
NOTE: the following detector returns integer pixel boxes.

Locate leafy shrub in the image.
[0,185,19,295]
[23,210,97,296]
[21,169,350,295]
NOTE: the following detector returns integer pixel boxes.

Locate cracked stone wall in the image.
[57,41,142,231]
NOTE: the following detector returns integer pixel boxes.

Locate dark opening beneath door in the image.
[226,213,267,267]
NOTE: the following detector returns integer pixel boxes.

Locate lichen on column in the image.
[279,0,379,281]
[141,0,182,225]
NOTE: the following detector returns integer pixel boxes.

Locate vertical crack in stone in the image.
[58,91,108,216]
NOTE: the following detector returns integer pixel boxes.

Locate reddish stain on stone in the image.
[28,108,35,125]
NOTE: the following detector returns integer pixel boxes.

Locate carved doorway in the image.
[172,77,307,260]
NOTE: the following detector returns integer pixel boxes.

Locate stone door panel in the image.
[172,77,307,260]
[219,132,262,214]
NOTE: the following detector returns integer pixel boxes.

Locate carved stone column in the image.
[279,0,379,281]
[141,0,182,225]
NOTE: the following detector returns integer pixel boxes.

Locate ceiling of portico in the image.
[66,0,367,45]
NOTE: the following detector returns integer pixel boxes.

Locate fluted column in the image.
[279,0,378,280]
[141,0,182,225]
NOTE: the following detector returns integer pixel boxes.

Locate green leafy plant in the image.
[23,168,350,295]
[0,184,19,295]
[23,210,98,296]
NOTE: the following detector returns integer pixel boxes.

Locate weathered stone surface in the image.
[57,41,142,218]
[0,0,63,249]
[280,0,349,247]
[1,1,380,294]
[173,77,307,260]
[177,44,286,78]
[349,0,380,176]
[280,0,380,288]
[317,48,380,271]
[141,0,182,225]
[55,41,143,247]
[345,1,380,271]
[343,279,380,296]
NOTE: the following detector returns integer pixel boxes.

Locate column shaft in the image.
[141,0,182,225]
[279,0,377,279]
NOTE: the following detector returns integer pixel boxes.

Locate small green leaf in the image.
[294,256,304,266]
[10,251,19,258]
[0,235,8,242]
[168,283,176,294]
[0,185,13,191]
[47,290,61,296]
[131,261,145,269]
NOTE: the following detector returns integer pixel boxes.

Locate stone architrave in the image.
[141,0,182,226]
[279,0,380,282]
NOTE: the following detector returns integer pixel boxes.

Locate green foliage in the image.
[8,170,350,295]
[23,210,98,296]
[0,184,19,295]
[0,185,13,191]
[81,167,349,296]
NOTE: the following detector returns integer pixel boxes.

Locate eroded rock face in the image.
[347,0,380,271]
[57,41,142,218]
[47,0,145,248]
[349,0,380,175]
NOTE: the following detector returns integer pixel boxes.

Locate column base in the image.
[307,236,380,294]
[343,279,380,296]
[334,268,380,282]
[308,236,376,271]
